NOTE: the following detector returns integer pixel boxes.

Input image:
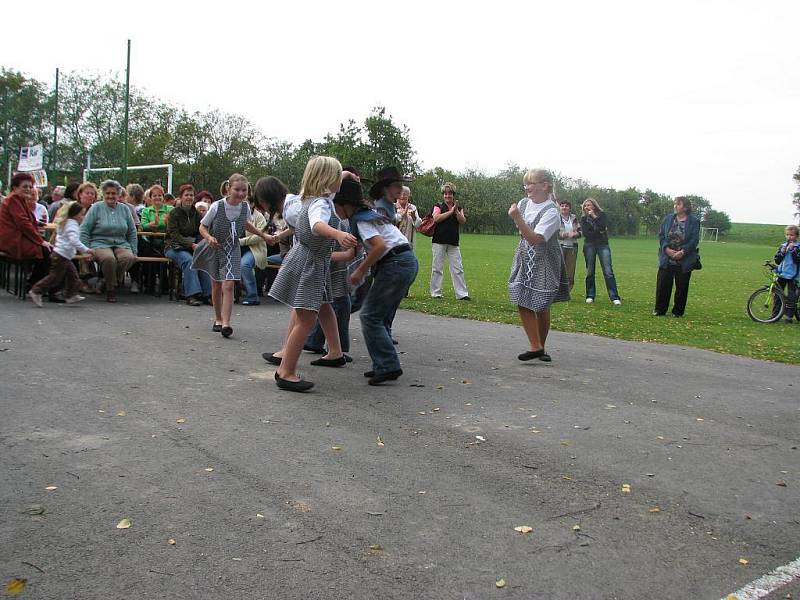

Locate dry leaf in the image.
[514,526,533,534]
[775,480,787,487]
[432,408,440,412]
[168,538,176,545]
[5,578,26,596]
[418,411,427,415]
[476,435,486,442]
[649,507,661,513]
[738,558,749,565]
[418,490,426,494]
[436,385,444,390]
[561,475,574,481]
[560,440,570,446]
[232,558,242,561]
[656,435,665,440]
[98,409,105,413]
[256,514,264,518]
[331,446,342,451]
[45,486,58,491]
[204,467,214,472]
[116,410,127,417]
[376,436,385,447]
[495,578,506,589]
[696,418,704,422]
[176,418,186,424]
[116,518,131,529]
[572,525,581,531]
[621,484,631,494]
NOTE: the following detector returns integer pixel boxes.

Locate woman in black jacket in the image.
[579,198,621,305]
[165,184,211,305]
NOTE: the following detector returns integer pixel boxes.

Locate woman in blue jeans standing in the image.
[579,198,621,305]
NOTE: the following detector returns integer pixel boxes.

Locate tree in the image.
[0,68,53,186]
[702,208,732,235]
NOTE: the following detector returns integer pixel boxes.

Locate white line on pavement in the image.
[722,555,800,600]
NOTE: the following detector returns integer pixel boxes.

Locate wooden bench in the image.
[0,251,34,299]
[134,256,175,298]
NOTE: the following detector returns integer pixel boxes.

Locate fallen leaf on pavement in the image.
[168,539,176,545]
[256,514,264,518]
[776,480,787,487]
[738,558,749,565]
[116,410,127,417]
[45,486,58,491]
[572,525,581,531]
[621,484,631,494]
[495,578,506,588]
[116,518,131,529]
[376,436,385,447]
[5,578,26,595]
[649,507,661,513]
[176,418,186,424]
[331,446,342,451]
[561,475,574,481]
[204,467,214,472]
[514,526,533,534]
[696,418,704,422]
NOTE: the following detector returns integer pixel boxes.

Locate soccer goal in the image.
[83,163,173,194]
[700,227,718,242]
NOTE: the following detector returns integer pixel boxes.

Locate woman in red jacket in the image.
[0,172,53,289]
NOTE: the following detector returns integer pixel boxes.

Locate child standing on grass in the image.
[267,157,358,392]
[774,225,800,323]
[193,173,275,338]
[28,202,94,307]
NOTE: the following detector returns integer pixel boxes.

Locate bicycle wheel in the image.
[746,286,785,323]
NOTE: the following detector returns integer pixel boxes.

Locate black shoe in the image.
[202,296,213,306]
[518,350,545,361]
[391,339,399,345]
[186,296,202,306]
[262,352,282,365]
[363,370,375,378]
[459,296,472,301]
[651,311,665,316]
[538,353,552,362]
[241,300,260,306]
[212,322,223,332]
[344,354,353,363]
[274,372,314,392]
[368,369,403,386]
[310,356,346,367]
[303,345,325,354]
[221,326,233,338]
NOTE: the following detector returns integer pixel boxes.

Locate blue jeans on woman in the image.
[360,251,419,375]
[166,248,211,298]
[305,295,352,353]
[240,249,260,303]
[583,242,620,301]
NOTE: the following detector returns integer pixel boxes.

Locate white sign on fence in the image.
[30,169,48,187]
[18,144,44,171]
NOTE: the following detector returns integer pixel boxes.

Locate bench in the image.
[134,256,175,298]
[0,252,34,299]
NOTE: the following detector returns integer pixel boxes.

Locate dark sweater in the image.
[432,202,461,246]
[166,205,200,252]
[579,212,609,245]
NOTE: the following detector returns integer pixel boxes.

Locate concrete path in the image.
[1,294,797,599]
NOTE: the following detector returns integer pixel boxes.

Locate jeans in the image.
[778,277,798,319]
[166,248,211,298]
[583,242,620,301]
[305,295,352,353]
[360,251,419,375]
[240,249,259,303]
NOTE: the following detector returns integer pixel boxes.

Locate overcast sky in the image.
[4,0,799,224]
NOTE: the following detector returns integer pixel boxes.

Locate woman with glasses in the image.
[507,169,570,362]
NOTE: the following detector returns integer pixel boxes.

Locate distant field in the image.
[726,222,789,246]
[401,233,797,364]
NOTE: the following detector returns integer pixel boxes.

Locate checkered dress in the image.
[508,199,570,311]
[269,197,339,311]
[192,200,248,282]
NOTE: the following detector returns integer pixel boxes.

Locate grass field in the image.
[400,232,798,364]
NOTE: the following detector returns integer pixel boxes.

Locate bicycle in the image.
[746,262,788,323]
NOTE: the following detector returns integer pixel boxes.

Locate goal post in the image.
[83,163,173,194]
[700,227,718,242]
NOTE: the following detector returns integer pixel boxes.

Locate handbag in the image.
[417,213,436,237]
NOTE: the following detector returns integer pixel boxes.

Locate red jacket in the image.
[0,192,46,259]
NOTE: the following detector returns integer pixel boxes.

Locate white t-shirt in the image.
[307,196,334,232]
[282,194,301,228]
[522,199,560,241]
[356,219,409,259]
[200,199,251,228]
[33,203,49,224]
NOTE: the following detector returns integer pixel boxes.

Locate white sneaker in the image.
[130,280,139,294]
[585,298,594,304]
[613,299,622,306]
[65,295,86,304]
[28,290,43,307]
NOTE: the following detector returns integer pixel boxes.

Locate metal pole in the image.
[2,88,8,191]
[50,68,59,183]
[122,39,131,186]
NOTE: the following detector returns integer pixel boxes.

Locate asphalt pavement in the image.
[1,293,797,600]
